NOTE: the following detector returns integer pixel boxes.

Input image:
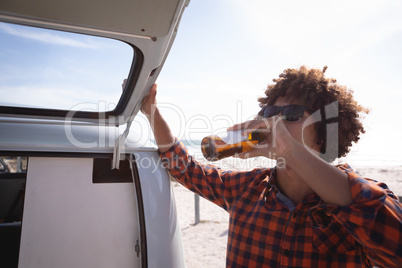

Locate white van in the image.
[0,0,189,267]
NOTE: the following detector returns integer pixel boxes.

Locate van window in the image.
[0,22,134,113]
[0,157,27,173]
[0,156,27,224]
[0,159,5,172]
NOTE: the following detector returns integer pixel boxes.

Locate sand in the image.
[354,166,402,197]
[173,182,229,268]
[172,165,402,267]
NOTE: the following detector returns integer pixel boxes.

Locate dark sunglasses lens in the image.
[263,106,280,118]
[283,106,304,121]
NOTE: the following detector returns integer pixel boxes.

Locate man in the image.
[142,66,402,267]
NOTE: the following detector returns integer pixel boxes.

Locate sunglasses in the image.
[261,104,312,122]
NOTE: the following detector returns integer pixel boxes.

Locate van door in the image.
[19,157,141,268]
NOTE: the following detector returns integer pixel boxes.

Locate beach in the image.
[354,166,402,197]
[172,165,402,268]
[173,181,229,268]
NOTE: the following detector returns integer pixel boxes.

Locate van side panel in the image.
[19,157,140,268]
[134,151,186,268]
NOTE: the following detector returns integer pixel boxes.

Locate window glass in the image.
[0,156,26,227]
[0,22,133,112]
[0,157,27,173]
[0,159,5,172]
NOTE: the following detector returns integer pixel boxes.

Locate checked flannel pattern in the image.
[160,139,402,267]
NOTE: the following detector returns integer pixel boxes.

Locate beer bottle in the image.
[201,130,265,161]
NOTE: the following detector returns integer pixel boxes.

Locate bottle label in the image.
[221,130,247,144]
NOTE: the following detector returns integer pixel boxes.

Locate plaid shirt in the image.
[160,139,402,267]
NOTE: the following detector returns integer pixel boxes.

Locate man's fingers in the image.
[150,83,157,94]
[147,83,157,99]
[141,84,158,115]
[227,122,245,131]
[228,119,262,131]
[241,119,272,136]
[122,79,127,90]
[143,84,157,103]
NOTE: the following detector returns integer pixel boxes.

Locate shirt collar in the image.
[267,167,322,205]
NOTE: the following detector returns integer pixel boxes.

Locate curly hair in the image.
[257,66,369,162]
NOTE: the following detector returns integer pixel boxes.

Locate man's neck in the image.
[275,165,314,205]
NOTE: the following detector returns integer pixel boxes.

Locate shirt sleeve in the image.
[158,138,271,211]
[317,164,402,267]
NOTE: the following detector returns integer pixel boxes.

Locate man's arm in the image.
[285,141,353,206]
[141,84,175,152]
[228,117,353,206]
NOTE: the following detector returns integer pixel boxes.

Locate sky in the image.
[1,0,402,166]
[154,0,402,166]
[0,22,132,110]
